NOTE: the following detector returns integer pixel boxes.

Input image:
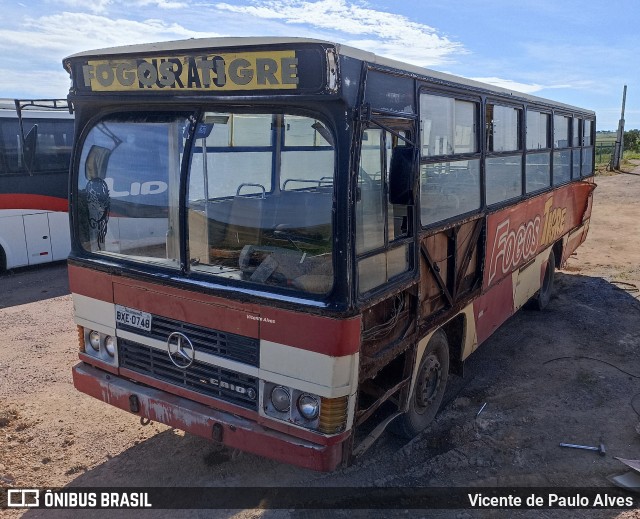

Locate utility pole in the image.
[611,85,627,170]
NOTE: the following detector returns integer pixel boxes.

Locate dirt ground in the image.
[2,166,640,518]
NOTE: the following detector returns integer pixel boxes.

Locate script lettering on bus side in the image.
[488,197,568,285]
[539,197,567,248]
[82,51,299,92]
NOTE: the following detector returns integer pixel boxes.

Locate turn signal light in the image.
[77,326,85,352]
[319,396,348,434]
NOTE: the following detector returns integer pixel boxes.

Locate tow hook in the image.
[128,394,140,413]
[212,423,224,442]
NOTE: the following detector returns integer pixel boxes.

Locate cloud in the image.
[132,0,189,8]
[469,77,551,95]
[45,0,186,15]
[46,0,114,15]
[0,12,217,58]
[0,67,71,98]
[215,0,466,66]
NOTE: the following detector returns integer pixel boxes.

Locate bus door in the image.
[355,118,419,432]
[23,212,53,265]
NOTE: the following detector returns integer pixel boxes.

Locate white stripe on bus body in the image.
[72,293,357,400]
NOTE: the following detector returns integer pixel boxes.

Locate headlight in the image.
[297,394,320,420]
[89,331,100,351]
[270,386,291,413]
[263,382,340,432]
[105,336,116,357]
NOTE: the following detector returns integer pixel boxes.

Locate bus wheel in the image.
[392,330,449,439]
[532,250,556,310]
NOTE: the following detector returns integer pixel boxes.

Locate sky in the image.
[0,0,637,130]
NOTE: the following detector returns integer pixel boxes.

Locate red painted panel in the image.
[473,276,514,345]
[259,308,361,356]
[70,264,361,355]
[563,222,590,264]
[484,182,594,289]
[113,282,260,338]
[68,264,114,303]
[0,193,67,212]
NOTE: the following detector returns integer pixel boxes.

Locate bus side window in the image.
[356,128,385,255]
[485,104,523,205]
[419,94,481,226]
[0,120,21,173]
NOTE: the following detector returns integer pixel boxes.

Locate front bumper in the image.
[72,362,345,471]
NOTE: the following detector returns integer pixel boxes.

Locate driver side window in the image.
[356,129,385,254]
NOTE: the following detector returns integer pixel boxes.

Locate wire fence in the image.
[595,143,614,164]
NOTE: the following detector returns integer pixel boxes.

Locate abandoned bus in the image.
[64,38,595,471]
[0,99,74,271]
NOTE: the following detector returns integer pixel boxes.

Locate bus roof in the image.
[65,37,594,115]
[0,99,72,119]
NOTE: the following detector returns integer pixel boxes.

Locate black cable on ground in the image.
[544,355,640,419]
[543,355,640,379]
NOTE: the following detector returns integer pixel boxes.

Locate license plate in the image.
[115,305,152,331]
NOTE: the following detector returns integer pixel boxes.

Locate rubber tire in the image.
[391,329,450,439]
[531,250,556,310]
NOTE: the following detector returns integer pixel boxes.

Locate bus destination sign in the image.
[80,51,300,92]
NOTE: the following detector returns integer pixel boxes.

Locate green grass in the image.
[596,131,617,144]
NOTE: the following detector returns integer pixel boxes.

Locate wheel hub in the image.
[415,354,442,409]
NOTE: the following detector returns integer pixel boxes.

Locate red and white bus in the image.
[64,38,595,471]
[0,99,73,271]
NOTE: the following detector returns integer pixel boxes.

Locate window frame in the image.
[486,103,523,153]
[0,116,74,176]
[580,118,595,178]
[355,120,416,298]
[484,100,524,207]
[525,109,552,151]
[418,88,482,229]
[72,106,341,303]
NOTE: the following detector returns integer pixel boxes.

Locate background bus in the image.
[0,99,73,271]
[64,38,595,471]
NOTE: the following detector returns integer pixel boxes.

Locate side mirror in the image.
[22,124,38,173]
[389,146,416,205]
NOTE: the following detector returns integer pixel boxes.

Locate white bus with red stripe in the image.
[63,38,595,471]
[0,99,73,271]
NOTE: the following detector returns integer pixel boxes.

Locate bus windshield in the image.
[76,111,335,295]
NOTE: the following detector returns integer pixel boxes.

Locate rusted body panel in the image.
[72,363,345,471]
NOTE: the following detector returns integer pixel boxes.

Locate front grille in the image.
[118,314,259,367]
[119,339,258,411]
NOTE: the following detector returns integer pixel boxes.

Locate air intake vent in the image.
[118,313,259,367]
[119,339,258,411]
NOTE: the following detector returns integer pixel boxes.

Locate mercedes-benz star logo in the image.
[167,331,195,369]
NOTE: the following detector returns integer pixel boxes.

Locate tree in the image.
[624,129,640,153]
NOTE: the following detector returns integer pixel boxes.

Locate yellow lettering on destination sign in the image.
[82,51,299,92]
